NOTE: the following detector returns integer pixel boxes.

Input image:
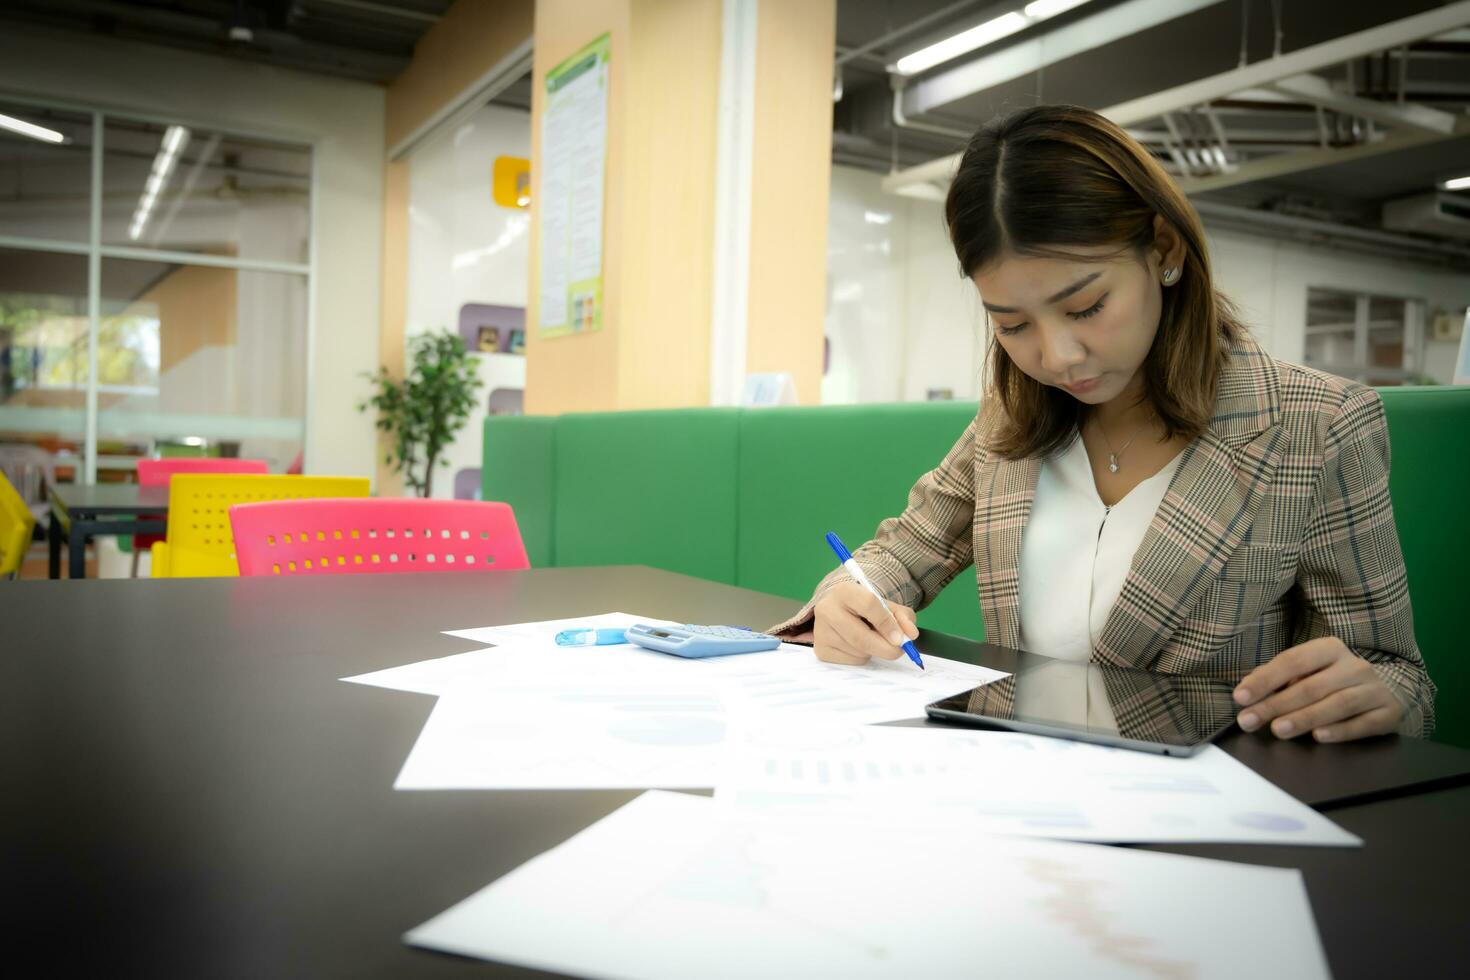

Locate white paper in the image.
[442,611,654,648]
[394,683,730,790]
[717,725,1360,847]
[681,641,1009,725]
[407,790,1331,980]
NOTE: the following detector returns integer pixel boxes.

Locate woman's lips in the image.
[1062,376,1101,395]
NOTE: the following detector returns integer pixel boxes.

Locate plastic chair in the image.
[132,458,270,576]
[151,474,370,578]
[0,443,56,528]
[0,469,36,579]
[229,498,530,577]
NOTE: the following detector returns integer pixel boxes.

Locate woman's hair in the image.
[944,104,1243,459]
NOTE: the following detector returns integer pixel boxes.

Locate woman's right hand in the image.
[812,581,920,665]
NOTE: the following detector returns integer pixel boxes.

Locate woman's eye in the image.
[1068,295,1108,320]
[996,322,1028,336]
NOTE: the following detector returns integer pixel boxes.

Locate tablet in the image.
[925,656,1239,756]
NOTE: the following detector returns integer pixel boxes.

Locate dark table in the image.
[4,566,1468,978]
[47,483,168,579]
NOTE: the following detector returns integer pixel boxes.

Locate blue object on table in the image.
[824,530,925,670]
[625,623,780,658]
[554,628,629,646]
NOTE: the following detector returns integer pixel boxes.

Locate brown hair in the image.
[944,104,1243,459]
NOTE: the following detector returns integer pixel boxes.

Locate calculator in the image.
[625,623,781,658]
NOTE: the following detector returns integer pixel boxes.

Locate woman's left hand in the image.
[1232,636,1403,742]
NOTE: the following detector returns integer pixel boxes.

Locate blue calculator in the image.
[625,623,781,658]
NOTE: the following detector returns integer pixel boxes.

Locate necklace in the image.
[1093,414,1148,474]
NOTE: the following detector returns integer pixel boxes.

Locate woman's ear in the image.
[1151,214,1187,281]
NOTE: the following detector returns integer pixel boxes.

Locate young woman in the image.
[773,105,1435,741]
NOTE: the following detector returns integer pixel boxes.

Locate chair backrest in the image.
[0,469,36,578]
[155,474,371,578]
[0,443,55,521]
[137,457,270,487]
[230,498,530,577]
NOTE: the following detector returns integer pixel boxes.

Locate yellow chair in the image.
[151,474,370,578]
[0,469,36,579]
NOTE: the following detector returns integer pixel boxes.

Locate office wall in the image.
[826,166,1470,403]
[1208,230,1470,383]
[0,25,385,479]
[405,103,531,498]
[823,166,982,405]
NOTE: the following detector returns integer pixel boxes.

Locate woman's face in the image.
[972,244,1167,406]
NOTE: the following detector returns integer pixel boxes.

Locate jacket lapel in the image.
[972,427,1041,651]
[1092,337,1288,668]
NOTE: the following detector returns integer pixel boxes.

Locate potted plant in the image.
[361,330,484,497]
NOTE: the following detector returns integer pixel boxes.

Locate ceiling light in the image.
[129,125,191,242]
[1023,0,1090,18]
[892,0,1094,77]
[1441,175,1470,191]
[0,110,66,145]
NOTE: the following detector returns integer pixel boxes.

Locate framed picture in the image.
[508,328,526,355]
[477,326,501,353]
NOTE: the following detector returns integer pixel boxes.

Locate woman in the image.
[772,105,1434,741]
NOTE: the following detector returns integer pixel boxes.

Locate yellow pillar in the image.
[526,0,835,414]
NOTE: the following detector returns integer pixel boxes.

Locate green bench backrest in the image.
[485,387,1469,745]
[553,409,741,584]
[736,402,985,640]
[483,416,557,568]
[1377,386,1469,749]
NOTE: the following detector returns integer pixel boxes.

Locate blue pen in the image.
[824,531,924,669]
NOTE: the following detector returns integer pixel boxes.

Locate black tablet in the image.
[925,657,1239,756]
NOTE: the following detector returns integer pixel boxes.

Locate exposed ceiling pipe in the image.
[1194,199,1470,267]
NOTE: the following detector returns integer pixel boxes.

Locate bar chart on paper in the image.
[717,726,1361,846]
[407,791,1332,980]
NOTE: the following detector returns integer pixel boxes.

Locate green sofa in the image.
[485,386,1470,747]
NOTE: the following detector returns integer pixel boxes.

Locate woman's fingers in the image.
[1268,681,1384,739]
[1312,706,1400,743]
[812,582,917,665]
[1234,637,1343,708]
[1236,656,1360,732]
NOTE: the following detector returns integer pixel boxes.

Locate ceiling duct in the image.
[1382,192,1470,240]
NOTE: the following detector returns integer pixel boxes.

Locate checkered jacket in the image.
[772,337,1436,737]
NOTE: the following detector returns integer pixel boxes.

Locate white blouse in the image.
[1017,434,1183,663]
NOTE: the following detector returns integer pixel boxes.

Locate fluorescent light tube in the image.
[129,125,191,241]
[1442,175,1470,191]
[893,0,1095,76]
[894,11,1028,76]
[0,110,66,144]
[1024,0,1090,18]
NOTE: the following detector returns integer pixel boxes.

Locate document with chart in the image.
[406,790,1331,980]
[716,724,1360,846]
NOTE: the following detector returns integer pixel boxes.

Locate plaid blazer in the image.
[772,337,1436,737]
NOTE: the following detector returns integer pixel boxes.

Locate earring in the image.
[1162,267,1179,285]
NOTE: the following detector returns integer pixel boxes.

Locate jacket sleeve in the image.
[768,418,980,642]
[1293,385,1436,736]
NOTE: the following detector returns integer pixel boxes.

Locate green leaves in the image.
[360,330,484,497]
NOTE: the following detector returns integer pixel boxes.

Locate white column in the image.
[708,0,759,406]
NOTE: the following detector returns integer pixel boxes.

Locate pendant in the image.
[1108,454,1119,473]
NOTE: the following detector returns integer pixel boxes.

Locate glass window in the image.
[1305,288,1424,386]
[0,101,94,243]
[0,247,90,483]
[101,117,311,265]
[96,258,306,472]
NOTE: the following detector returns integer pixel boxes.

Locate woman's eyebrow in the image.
[982,270,1104,313]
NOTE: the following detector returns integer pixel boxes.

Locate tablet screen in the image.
[927,659,1239,749]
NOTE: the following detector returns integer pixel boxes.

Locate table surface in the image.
[50,482,169,515]
[4,566,1468,979]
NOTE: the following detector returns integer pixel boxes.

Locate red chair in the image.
[229,498,530,577]
[132,457,269,575]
